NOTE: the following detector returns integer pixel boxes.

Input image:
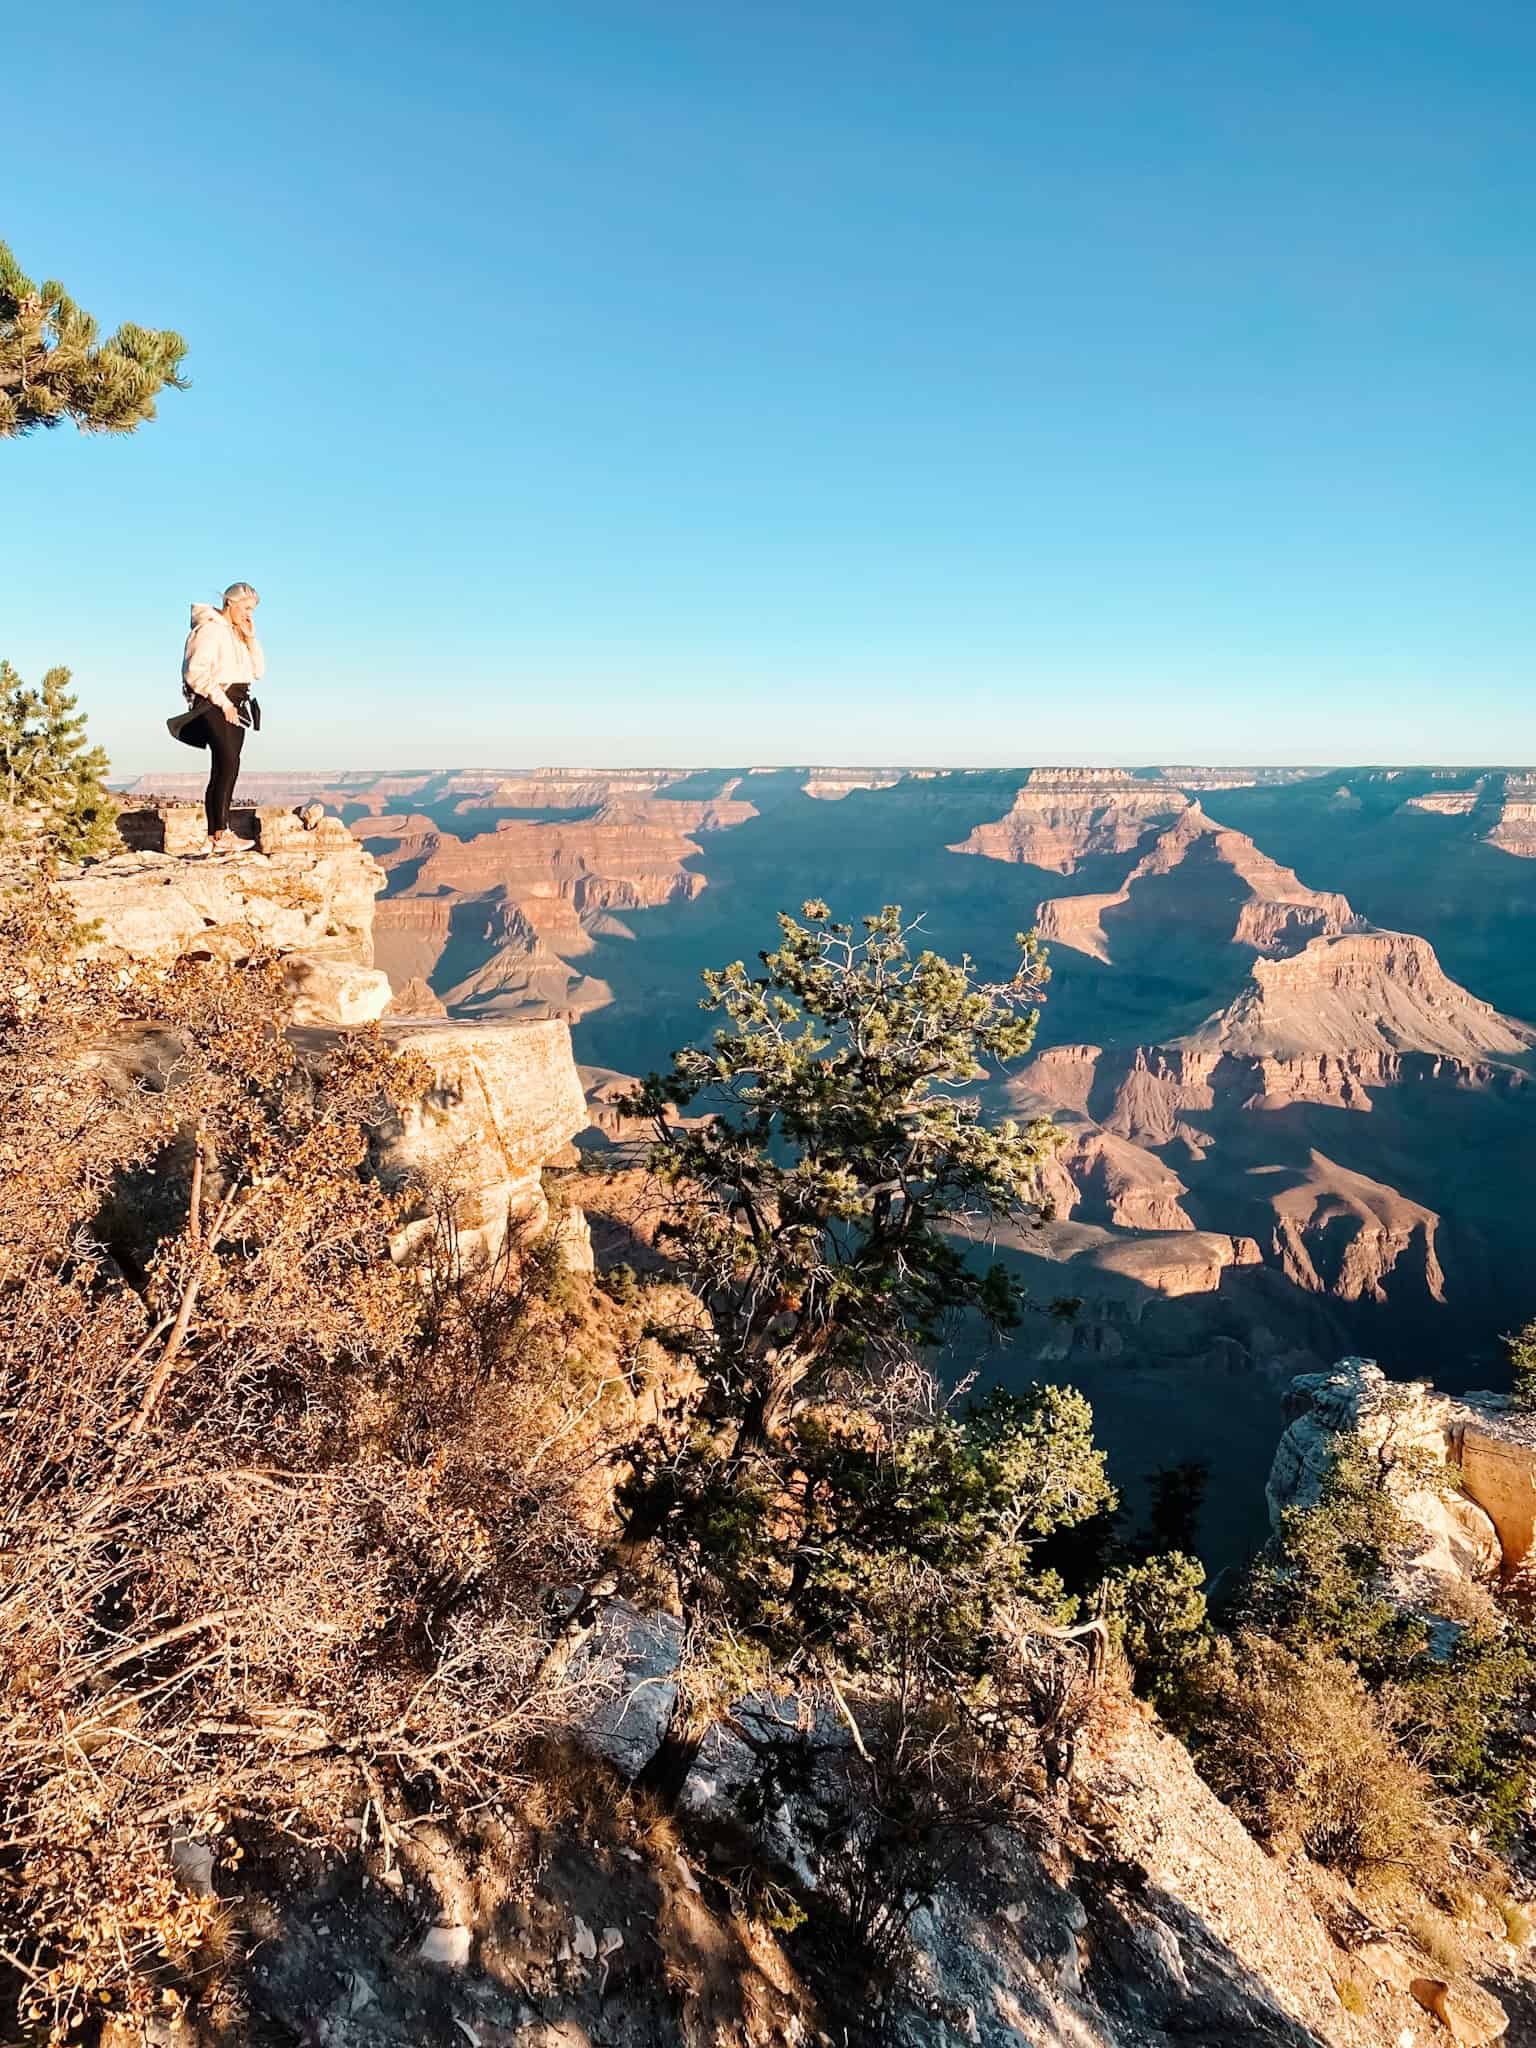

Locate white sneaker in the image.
[209,830,243,854]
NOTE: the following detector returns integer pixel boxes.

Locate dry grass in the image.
[0,880,639,2042]
[1408,1908,1466,1976]
[1335,1971,1370,2015]
[1192,1633,1452,1884]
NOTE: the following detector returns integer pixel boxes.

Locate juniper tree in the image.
[0,238,187,438]
[613,905,1113,1690]
[625,901,1063,1447]
[0,661,117,860]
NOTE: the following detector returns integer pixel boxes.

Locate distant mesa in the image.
[1483,773,1536,857]
[1182,927,1536,1063]
[949,769,1191,875]
[802,769,906,800]
[1030,802,1359,965]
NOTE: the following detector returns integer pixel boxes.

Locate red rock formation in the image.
[1049,1122,1197,1232]
[356,790,758,1021]
[949,770,1190,875]
[1018,913,1534,1310]
[1186,929,1535,1062]
[1269,1151,1446,1304]
[1033,804,1358,964]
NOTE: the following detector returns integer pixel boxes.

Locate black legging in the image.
[196,698,246,836]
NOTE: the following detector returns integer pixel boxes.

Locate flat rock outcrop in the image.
[374,1018,591,1265]
[65,804,391,1026]
[1269,1357,1536,1584]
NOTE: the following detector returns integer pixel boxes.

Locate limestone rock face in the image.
[1267,1357,1536,1587]
[65,805,390,1026]
[674,1672,1449,2048]
[564,1597,686,1779]
[374,1018,591,1265]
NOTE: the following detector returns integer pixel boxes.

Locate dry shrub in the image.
[1408,1908,1466,1976]
[1192,1632,1450,1882]
[0,878,624,2041]
[1335,1971,1369,2015]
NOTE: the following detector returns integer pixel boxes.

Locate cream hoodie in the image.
[181,602,265,716]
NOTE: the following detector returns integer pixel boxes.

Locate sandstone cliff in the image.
[70,804,596,1271]
[67,803,392,1026]
[1269,1357,1536,1585]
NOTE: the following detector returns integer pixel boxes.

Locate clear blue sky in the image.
[5,1,1535,773]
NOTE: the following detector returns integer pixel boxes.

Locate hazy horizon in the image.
[111,754,1536,784]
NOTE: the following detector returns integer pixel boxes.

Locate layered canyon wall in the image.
[68,804,594,1267]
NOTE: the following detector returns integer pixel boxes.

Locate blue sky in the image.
[5,1,1535,773]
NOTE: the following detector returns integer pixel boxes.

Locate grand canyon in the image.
[127,760,1536,1569]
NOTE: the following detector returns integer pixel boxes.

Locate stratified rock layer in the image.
[375,1018,591,1266]
[1033,803,1358,964]
[65,805,391,1026]
[1187,929,1535,1061]
[1269,1357,1536,1583]
[950,768,1189,874]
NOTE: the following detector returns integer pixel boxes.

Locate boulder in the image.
[417,1922,472,1968]
[1268,1359,1536,1590]
[282,954,394,1026]
[564,1598,685,1778]
[1408,1972,1509,2045]
[374,1019,590,1266]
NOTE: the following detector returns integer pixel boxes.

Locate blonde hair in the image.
[221,581,259,649]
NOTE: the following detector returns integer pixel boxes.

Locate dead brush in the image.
[0,874,623,2042]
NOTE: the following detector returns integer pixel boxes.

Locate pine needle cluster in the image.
[0,238,187,438]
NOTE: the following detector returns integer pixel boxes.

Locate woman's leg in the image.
[203,710,245,836]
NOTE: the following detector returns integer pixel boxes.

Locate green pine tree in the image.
[1,239,187,438]
[1506,1318,1536,1412]
[0,661,117,860]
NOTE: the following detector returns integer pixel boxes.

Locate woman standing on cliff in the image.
[171,582,263,850]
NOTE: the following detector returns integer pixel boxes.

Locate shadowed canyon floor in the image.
[125,762,1536,1568]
